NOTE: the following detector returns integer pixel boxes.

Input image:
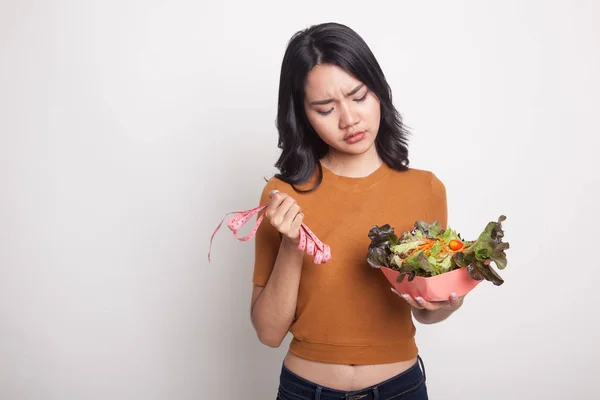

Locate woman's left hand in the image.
[392,288,465,311]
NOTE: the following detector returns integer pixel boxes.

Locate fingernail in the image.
[416,297,423,303]
[451,293,457,300]
[391,287,397,294]
[402,294,409,300]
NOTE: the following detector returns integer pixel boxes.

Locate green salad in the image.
[367,216,509,285]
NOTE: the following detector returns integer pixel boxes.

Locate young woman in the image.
[250,22,465,400]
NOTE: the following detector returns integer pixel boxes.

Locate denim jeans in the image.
[276,356,428,400]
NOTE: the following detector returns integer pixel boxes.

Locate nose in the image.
[339,102,360,130]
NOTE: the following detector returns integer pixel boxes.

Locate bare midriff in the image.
[283,351,417,391]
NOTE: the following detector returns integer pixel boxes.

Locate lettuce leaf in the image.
[366,224,398,269]
[413,220,443,238]
[452,215,509,285]
[390,233,423,258]
[439,227,461,243]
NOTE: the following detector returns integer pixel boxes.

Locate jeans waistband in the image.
[278,355,427,400]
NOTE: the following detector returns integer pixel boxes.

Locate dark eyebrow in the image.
[309,84,365,106]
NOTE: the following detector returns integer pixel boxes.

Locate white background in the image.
[1,1,599,399]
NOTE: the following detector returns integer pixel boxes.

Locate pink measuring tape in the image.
[208,193,331,264]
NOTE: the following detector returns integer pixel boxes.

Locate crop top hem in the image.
[288,337,419,365]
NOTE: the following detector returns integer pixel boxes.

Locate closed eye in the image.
[315,90,368,115]
[354,91,368,102]
[317,108,334,116]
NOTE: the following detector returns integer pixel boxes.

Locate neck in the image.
[321,145,383,178]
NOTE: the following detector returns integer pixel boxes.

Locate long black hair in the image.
[274,22,410,192]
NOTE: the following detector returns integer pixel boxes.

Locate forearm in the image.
[412,307,457,324]
[251,238,304,347]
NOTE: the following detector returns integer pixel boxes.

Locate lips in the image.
[344,131,367,144]
[344,131,366,140]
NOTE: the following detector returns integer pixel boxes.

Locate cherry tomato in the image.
[449,239,464,251]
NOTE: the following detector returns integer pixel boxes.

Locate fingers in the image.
[289,209,304,234]
[283,201,301,225]
[276,197,299,227]
[265,191,303,242]
[265,193,290,223]
[391,289,426,309]
[265,192,288,216]
[410,296,441,311]
[448,293,465,309]
[392,288,463,311]
[279,201,302,236]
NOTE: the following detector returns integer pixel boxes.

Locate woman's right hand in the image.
[264,190,304,244]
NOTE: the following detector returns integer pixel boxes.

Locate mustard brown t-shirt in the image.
[253,162,447,365]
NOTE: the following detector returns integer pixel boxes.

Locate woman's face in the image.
[303,64,381,157]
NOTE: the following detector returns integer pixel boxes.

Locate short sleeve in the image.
[429,173,448,230]
[252,179,283,286]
